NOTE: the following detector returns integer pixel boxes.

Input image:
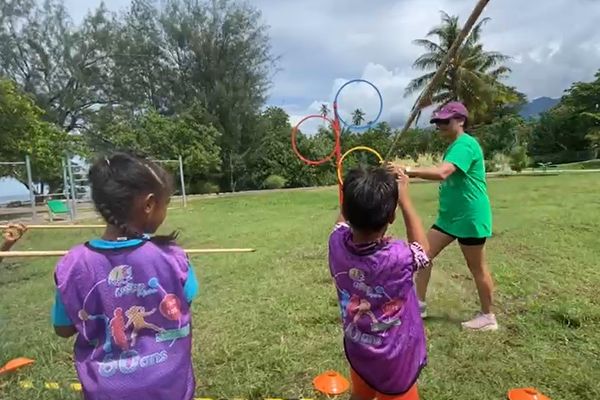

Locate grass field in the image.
[1,174,600,400]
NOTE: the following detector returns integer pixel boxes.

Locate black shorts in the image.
[432,224,487,246]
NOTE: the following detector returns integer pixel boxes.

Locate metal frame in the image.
[65,155,78,219]
[0,156,37,221]
[152,156,187,207]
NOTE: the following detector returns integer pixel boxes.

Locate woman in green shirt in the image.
[404,102,497,331]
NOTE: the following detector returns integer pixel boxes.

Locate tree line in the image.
[1,1,598,195]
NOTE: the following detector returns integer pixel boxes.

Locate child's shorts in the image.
[351,369,419,400]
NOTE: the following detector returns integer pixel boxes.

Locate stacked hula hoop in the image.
[291,79,384,203]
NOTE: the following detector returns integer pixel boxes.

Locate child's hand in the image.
[385,163,410,204]
[2,223,27,245]
[395,169,411,205]
[387,162,408,174]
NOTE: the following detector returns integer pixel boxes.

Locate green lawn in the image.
[1,175,600,400]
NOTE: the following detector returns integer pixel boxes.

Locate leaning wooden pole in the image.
[0,224,105,230]
[385,0,491,159]
[0,248,256,258]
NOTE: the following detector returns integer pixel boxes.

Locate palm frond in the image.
[412,39,444,54]
[465,17,490,46]
[488,66,511,79]
[412,53,444,70]
[404,71,436,97]
[431,91,455,105]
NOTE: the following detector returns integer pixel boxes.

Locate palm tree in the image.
[405,12,515,122]
[351,108,366,126]
[320,103,330,118]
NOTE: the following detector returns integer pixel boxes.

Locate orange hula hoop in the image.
[290,115,339,166]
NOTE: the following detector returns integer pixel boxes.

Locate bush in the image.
[393,153,441,168]
[510,146,530,172]
[485,153,512,173]
[263,175,287,189]
[485,159,498,172]
[193,181,220,194]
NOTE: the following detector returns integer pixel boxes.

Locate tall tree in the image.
[405,11,519,123]
[530,70,600,162]
[89,105,222,190]
[118,0,277,191]
[0,78,74,192]
[0,0,115,131]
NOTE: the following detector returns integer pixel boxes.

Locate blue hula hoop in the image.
[333,79,383,130]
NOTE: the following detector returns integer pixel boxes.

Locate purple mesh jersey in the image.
[328,223,429,395]
[54,241,195,400]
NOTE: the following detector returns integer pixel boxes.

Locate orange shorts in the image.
[350,369,419,400]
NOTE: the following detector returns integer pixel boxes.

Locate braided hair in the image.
[88,152,178,244]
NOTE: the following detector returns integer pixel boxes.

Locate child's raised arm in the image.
[393,168,429,254]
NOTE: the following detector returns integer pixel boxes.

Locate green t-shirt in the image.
[435,133,492,238]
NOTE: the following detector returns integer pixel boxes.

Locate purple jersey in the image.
[54,241,195,400]
[328,223,429,394]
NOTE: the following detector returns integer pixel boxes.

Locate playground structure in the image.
[0,156,37,220]
[1,154,189,223]
[152,156,188,208]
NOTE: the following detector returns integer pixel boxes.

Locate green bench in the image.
[46,199,70,221]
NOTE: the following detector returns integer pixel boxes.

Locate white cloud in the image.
[288,62,421,134]
[261,0,600,124]
[60,0,600,122]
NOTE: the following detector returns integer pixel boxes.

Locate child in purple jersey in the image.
[329,165,430,400]
[52,153,199,400]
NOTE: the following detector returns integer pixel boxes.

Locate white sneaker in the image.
[461,312,498,331]
[418,300,427,319]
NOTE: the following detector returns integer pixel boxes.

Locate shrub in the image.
[510,146,530,172]
[193,181,220,194]
[492,153,512,172]
[263,175,287,189]
[485,159,498,172]
[393,153,441,168]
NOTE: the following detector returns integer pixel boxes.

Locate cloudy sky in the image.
[62,0,600,129]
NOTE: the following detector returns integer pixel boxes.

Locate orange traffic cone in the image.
[313,370,350,396]
[508,388,550,400]
[0,357,35,376]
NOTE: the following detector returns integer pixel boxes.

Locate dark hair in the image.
[342,166,398,232]
[462,117,469,129]
[88,152,178,244]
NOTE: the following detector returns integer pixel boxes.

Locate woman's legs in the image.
[459,243,497,330]
[415,228,455,303]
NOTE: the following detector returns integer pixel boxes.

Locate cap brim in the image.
[430,111,465,123]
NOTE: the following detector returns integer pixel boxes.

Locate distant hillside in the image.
[519,97,560,119]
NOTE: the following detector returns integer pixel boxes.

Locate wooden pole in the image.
[385,0,491,160]
[0,248,256,258]
[0,224,106,230]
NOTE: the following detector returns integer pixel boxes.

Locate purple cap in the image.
[430,101,469,123]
